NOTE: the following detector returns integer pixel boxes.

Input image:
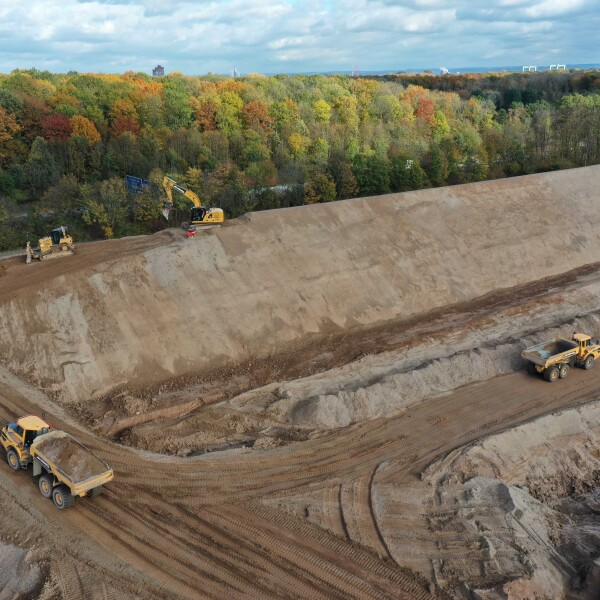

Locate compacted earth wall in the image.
[1,166,600,404]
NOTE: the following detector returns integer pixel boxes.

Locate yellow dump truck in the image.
[1,415,113,509]
[521,332,600,382]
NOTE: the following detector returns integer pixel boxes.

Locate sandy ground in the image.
[1,167,600,598]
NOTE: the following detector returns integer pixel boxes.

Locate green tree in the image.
[81,178,129,238]
[26,136,58,197]
[41,174,80,214]
[427,144,449,186]
[216,92,243,135]
[313,99,332,124]
[163,78,193,129]
[304,171,336,204]
[330,160,359,199]
[390,155,428,192]
[352,153,390,196]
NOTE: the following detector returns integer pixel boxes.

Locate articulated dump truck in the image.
[1,415,113,509]
[522,332,600,382]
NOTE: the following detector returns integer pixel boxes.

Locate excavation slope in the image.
[1,166,599,403]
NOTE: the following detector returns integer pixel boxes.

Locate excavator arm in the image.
[163,176,202,211]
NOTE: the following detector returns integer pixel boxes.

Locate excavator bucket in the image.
[162,204,173,220]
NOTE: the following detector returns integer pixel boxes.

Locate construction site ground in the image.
[1,167,599,599]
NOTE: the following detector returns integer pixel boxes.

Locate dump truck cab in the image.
[573,332,592,348]
[0,415,51,470]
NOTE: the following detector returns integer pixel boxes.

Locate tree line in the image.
[0,68,599,249]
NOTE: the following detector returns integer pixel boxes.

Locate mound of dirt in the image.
[2,166,600,407]
[32,431,108,483]
[398,402,600,598]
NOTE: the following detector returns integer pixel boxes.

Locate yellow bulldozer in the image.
[162,176,224,232]
[25,226,75,264]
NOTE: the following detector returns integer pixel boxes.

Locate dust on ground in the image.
[0,541,43,600]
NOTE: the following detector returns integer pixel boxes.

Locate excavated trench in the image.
[81,265,600,456]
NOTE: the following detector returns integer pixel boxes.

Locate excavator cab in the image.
[191,207,207,222]
[162,176,225,228]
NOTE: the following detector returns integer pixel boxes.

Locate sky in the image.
[0,0,598,75]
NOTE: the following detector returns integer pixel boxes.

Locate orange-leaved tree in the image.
[70,115,101,144]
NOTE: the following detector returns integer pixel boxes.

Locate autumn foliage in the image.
[0,68,598,248]
[42,113,72,141]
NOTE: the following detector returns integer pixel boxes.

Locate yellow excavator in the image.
[162,176,224,232]
[25,226,75,264]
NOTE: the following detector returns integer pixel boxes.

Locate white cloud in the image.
[0,0,596,74]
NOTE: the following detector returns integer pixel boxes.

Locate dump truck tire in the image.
[38,474,53,498]
[584,355,595,370]
[52,486,75,510]
[559,364,570,379]
[87,486,103,498]
[544,366,559,382]
[6,448,21,470]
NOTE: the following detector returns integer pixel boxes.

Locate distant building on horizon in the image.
[152,65,165,77]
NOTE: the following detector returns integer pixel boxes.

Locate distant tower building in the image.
[152,65,165,77]
[354,66,359,78]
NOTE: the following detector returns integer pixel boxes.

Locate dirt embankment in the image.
[91,267,600,455]
[1,166,600,406]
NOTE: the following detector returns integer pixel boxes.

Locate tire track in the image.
[2,353,600,597]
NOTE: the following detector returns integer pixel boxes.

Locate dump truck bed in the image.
[31,431,113,496]
[521,338,579,368]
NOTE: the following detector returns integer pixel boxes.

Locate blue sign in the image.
[125,175,151,194]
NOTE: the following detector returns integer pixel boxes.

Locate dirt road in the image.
[1,354,598,598]
[0,231,176,298]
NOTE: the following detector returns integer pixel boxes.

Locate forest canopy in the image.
[0,68,599,250]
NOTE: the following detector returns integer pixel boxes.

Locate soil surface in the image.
[1,167,600,599]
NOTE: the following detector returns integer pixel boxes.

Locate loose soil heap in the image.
[0,542,42,600]
[32,431,108,483]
